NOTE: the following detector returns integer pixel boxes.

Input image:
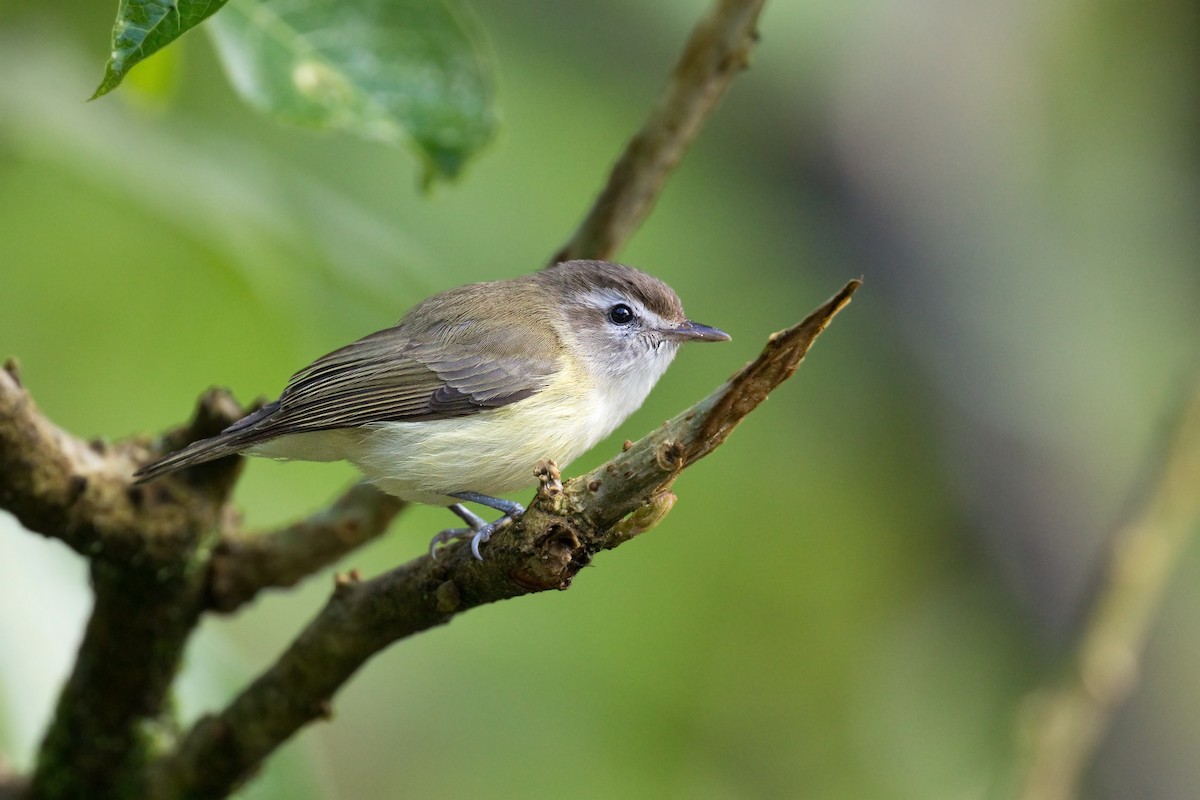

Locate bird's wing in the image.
[132,301,562,483]
[250,323,560,435]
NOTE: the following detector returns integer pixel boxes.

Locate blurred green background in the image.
[2,1,1198,798]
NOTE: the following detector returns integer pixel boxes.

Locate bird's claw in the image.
[429,506,523,561]
[469,525,493,561]
[428,527,468,559]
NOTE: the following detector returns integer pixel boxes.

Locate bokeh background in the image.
[2,1,1199,798]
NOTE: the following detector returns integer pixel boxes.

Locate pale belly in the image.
[248,388,623,506]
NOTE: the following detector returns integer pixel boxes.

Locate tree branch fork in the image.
[0,282,858,797]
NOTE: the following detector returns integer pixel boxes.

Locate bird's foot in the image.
[427,518,517,561]
[429,498,526,561]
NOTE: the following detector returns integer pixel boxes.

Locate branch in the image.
[0,359,147,558]
[146,280,860,799]
[550,0,767,264]
[208,484,407,613]
[0,374,248,798]
[0,363,244,559]
[1013,378,1200,800]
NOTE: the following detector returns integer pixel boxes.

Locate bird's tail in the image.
[132,434,249,483]
[133,403,279,483]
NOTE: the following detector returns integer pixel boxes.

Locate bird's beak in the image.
[664,320,731,342]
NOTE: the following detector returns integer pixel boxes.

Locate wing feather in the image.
[242,317,560,438]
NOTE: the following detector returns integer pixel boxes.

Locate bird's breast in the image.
[344,366,645,503]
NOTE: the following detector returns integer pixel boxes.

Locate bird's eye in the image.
[607,303,635,325]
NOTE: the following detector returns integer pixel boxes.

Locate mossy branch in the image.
[0,383,246,799]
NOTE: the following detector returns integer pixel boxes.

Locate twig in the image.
[145,280,860,799]
[1013,378,1200,800]
[550,0,768,264]
[569,279,860,533]
[208,483,407,613]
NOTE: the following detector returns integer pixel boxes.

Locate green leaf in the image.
[94,0,230,99]
[207,0,497,183]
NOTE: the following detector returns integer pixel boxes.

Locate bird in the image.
[134,259,730,559]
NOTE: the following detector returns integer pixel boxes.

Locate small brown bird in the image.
[135,260,729,558]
